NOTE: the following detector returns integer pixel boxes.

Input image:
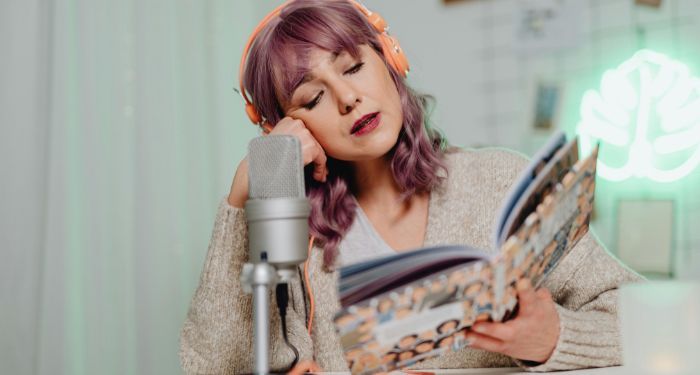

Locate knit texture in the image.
[179,148,643,373]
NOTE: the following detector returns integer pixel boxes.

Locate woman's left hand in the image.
[467,279,560,363]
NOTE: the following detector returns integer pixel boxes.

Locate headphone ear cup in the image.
[246,103,273,134]
[261,122,274,134]
[378,34,409,78]
[245,103,263,125]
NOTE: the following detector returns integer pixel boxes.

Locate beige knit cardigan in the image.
[179,148,643,374]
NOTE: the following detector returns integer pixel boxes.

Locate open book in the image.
[333,132,599,374]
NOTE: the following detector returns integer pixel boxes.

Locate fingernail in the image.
[472,325,484,333]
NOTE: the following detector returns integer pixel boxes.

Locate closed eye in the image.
[345,62,364,75]
[303,91,323,110]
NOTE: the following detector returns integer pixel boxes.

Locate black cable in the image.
[276,283,300,371]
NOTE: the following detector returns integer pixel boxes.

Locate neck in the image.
[352,155,403,209]
[351,155,430,243]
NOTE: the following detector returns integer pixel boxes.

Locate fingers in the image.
[300,132,327,182]
[312,145,328,182]
[269,117,328,182]
[465,330,507,354]
[536,287,553,301]
[466,281,559,361]
[287,360,321,375]
[516,279,537,316]
[471,321,516,342]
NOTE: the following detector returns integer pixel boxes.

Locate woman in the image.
[179,1,641,373]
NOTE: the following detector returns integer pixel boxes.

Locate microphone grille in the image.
[248,135,305,199]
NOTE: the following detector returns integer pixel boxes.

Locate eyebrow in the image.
[291,51,343,94]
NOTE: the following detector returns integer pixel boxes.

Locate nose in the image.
[335,80,361,115]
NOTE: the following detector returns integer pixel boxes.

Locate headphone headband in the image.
[238,0,409,130]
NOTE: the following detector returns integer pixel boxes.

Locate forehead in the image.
[303,46,361,71]
[286,47,362,96]
[306,48,343,71]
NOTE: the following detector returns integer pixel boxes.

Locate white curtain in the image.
[1,0,273,374]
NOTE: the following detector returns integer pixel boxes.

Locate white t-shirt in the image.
[336,200,397,267]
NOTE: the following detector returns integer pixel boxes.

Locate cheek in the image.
[294,108,327,134]
[381,75,402,116]
[387,88,403,129]
[299,112,345,151]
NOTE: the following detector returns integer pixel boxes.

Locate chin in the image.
[352,143,399,162]
[329,126,401,162]
[329,144,394,163]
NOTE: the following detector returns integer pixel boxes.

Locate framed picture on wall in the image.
[515,0,583,54]
[616,199,675,278]
[443,0,474,4]
[532,82,562,131]
[635,0,662,8]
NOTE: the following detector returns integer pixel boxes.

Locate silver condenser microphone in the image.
[242,135,311,374]
[246,135,310,278]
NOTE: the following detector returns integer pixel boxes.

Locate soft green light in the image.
[576,49,700,183]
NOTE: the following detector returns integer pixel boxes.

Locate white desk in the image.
[422,367,628,374]
[318,367,629,374]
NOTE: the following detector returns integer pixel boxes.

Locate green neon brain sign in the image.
[576,50,700,183]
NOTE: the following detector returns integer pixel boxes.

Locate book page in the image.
[495,135,579,248]
[339,245,491,306]
[335,261,496,373]
[492,131,567,247]
[498,144,598,303]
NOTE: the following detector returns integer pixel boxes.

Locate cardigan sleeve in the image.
[179,198,314,374]
[515,232,645,372]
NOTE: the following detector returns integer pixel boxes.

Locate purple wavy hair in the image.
[243,0,448,268]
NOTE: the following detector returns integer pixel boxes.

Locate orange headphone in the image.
[238,0,410,133]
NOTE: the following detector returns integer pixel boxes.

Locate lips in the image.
[351,112,380,135]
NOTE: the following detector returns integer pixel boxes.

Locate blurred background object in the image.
[637,0,663,8]
[1,0,698,374]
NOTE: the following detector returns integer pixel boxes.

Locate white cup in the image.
[619,281,700,374]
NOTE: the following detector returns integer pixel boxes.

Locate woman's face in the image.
[284,44,403,162]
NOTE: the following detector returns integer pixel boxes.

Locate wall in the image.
[364,0,700,278]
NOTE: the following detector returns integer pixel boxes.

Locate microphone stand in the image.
[242,255,300,374]
[241,258,277,375]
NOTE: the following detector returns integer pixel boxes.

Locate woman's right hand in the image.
[269,117,328,183]
[227,117,328,208]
